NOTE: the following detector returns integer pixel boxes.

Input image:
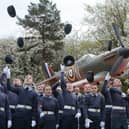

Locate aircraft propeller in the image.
[110,56,124,74]
[110,23,129,75]
[112,22,124,47]
[108,40,112,51]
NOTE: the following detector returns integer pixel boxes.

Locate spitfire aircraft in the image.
[6,5,129,86]
[37,22,129,86]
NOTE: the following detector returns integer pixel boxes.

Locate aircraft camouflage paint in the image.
[38,23,129,86]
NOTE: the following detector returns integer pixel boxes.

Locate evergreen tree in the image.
[16,0,65,81]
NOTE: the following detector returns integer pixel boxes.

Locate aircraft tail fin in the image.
[42,63,54,79]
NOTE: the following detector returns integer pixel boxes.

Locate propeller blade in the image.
[110,56,124,74]
[108,40,112,51]
[112,23,124,47]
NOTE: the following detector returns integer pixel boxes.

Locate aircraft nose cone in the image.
[119,47,129,58]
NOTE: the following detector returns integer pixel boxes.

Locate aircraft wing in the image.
[36,75,59,86]
[72,71,108,86]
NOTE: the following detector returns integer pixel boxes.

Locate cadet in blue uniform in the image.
[78,83,92,129]
[0,72,12,129]
[52,81,64,129]
[4,66,38,129]
[83,83,92,95]
[73,85,84,129]
[0,74,12,129]
[7,91,18,129]
[23,74,36,90]
[37,84,45,97]
[84,84,105,129]
[0,85,12,129]
[12,78,22,87]
[60,66,81,129]
[110,78,129,129]
[37,83,45,129]
[101,73,112,129]
[39,85,59,129]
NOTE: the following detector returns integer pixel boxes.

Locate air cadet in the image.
[101,73,112,129]
[110,78,129,129]
[11,77,22,129]
[83,83,92,95]
[37,83,45,112]
[7,90,18,129]
[37,83,45,129]
[4,66,38,129]
[0,73,7,93]
[0,72,13,129]
[73,84,86,129]
[73,85,81,96]
[84,84,105,129]
[23,74,36,90]
[39,85,59,129]
[12,78,22,87]
[60,65,81,129]
[52,81,64,129]
[77,83,92,129]
[0,88,12,129]
[37,84,45,97]
[0,74,12,129]
[73,85,84,129]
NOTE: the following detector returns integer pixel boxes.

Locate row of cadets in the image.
[101,73,129,129]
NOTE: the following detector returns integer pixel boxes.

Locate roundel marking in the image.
[68,68,74,78]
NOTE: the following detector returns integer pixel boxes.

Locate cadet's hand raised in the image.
[3,65,11,79]
[3,65,8,74]
[60,64,65,72]
[105,72,111,81]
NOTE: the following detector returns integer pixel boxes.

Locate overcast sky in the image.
[0,0,104,38]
